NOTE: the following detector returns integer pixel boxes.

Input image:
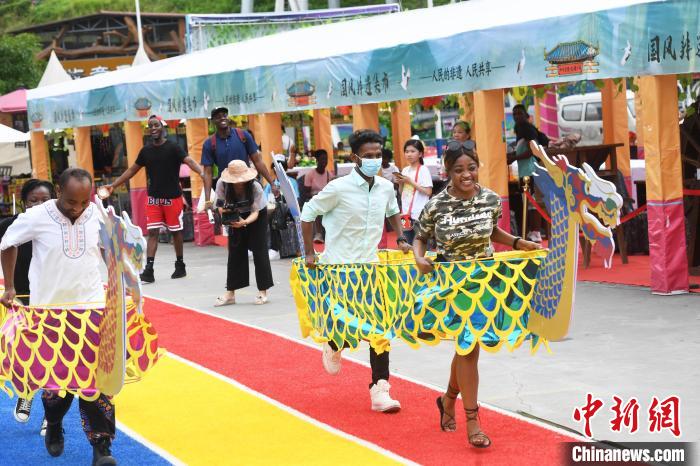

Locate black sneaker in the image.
[171,260,186,279]
[45,421,64,457]
[92,438,117,466]
[13,397,32,423]
[140,267,155,283]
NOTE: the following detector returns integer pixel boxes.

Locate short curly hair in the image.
[21,179,55,202]
[348,129,383,154]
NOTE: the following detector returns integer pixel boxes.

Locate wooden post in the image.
[638,75,689,294]
[390,100,412,169]
[74,126,94,180]
[351,104,379,132]
[259,113,283,178]
[602,79,632,193]
[29,130,49,180]
[473,89,510,240]
[313,109,334,171]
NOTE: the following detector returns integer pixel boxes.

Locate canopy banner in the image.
[186,5,400,52]
[28,0,700,131]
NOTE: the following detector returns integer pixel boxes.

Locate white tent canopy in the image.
[27,0,654,101]
[28,0,698,131]
[0,123,30,143]
[37,50,73,88]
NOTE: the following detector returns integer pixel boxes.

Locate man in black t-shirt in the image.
[104,115,205,283]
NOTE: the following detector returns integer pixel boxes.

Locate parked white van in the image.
[558,91,636,146]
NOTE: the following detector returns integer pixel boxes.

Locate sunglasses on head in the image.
[445,139,476,153]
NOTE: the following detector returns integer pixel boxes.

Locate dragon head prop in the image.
[530,142,623,268]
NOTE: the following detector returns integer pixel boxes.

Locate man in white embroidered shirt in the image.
[300,129,410,413]
[1,168,116,466]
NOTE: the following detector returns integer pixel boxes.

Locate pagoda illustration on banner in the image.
[544,40,600,78]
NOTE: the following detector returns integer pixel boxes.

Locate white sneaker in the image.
[370,379,401,413]
[321,342,342,375]
[527,231,542,243]
[40,418,47,436]
[13,397,32,423]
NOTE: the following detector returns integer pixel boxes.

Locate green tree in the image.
[0,33,43,95]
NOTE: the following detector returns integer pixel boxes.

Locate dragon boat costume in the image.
[291,142,623,351]
[1,199,161,401]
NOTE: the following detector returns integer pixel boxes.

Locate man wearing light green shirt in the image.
[301,129,410,413]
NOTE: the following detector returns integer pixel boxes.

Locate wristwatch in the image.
[512,236,522,249]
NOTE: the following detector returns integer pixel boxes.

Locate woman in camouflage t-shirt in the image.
[413,140,540,449]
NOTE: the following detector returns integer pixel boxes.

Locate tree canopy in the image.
[0,33,43,95]
[0,0,447,33]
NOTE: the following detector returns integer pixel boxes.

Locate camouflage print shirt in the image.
[415,186,502,261]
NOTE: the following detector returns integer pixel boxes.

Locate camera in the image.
[216,199,250,225]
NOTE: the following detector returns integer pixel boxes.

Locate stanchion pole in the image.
[522,176,530,238]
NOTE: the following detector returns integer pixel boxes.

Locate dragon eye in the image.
[604,199,617,211]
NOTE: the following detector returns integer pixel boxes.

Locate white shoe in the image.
[40,418,47,436]
[527,231,542,243]
[370,379,401,413]
[13,397,32,423]
[321,342,342,375]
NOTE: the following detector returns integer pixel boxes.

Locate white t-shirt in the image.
[401,165,433,220]
[380,164,399,182]
[282,134,294,155]
[0,200,104,308]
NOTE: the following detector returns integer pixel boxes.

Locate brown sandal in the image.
[465,407,491,448]
[436,385,459,432]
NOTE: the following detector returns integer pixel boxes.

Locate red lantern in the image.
[421,96,444,108]
[101,124,110,137]
[337,106,351,116]
[166,119,180,129]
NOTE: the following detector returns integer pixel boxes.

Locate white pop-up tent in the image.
[0,123,30,143]
[0,123,31,174]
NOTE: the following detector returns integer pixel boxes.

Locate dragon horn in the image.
[581,163,597,181]
[529,140,552,166]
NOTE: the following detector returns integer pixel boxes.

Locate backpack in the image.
[210,128,247,152]
[270,197,290,231]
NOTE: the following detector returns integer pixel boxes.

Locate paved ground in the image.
[141,242,699,445]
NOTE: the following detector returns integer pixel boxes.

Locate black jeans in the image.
[226,208,274,291]
[329,341,389,388]
[42,392,115,445]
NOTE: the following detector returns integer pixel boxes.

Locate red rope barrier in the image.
[523,191,552,224]
[519,186,696,231]
[523,190,649,227]
[619,204,647,225]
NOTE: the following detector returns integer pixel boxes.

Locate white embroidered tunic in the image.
[0,200,104,308]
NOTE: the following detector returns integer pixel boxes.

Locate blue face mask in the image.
[357,157,382,177]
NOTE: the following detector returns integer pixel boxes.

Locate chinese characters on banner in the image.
[167,96,198,114]
[430,62,506,82]
[340,73,390,98]
[647,31,700,62]
[573,394,681,438]
[53,105,120,125]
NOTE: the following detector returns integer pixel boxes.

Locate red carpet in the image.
[577,253,700,293]
[144,296,576,465]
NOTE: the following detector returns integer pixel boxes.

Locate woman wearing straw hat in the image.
[214,160,273,306]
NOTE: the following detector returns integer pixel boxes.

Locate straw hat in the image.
[220,160,258,183]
